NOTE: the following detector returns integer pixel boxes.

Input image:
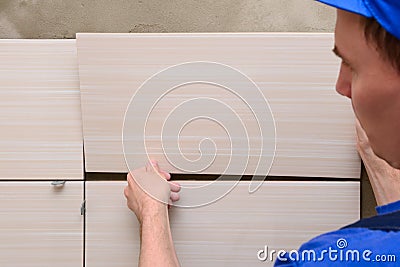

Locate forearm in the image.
[139,207,180,267]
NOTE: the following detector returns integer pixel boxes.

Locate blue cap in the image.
[316,0,400,40]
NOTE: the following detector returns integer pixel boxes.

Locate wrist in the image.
[139,204,168,225]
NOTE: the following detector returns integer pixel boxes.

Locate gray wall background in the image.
[0,0,335,38]
[0,0,376,218]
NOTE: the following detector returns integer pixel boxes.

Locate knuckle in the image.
[123,187,129,198]
[127,175,134,186]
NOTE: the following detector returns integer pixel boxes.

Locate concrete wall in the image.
[0,0,335,38]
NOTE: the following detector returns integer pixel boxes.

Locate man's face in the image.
[334,10,400,169]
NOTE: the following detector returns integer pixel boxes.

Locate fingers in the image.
[170,192,180,202]
[146,160,161,173]
[169,181,181,192]
[127,172,135,187]
[126,162,180,205]
[125,180,180,204]
[161,171,171,180]
[123,186,129,198]
[169,182,181,203]
[145,161,152,172]
[146,160,171,180]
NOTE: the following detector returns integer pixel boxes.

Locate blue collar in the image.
[376,199,400,215]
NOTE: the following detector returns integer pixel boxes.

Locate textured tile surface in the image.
[0,40,83,179]
[86,181,360,267]
[0,181,83,267]
[77,33,360,178]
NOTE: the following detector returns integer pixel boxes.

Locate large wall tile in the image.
[77,33,360,178]
[86,181,359,267]
[0,40,83,179]
[0,181,83,267]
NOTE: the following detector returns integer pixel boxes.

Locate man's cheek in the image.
[351,85,380,143]
[350,84,371,126]
[352,83,400,165]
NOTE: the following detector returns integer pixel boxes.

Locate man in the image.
[123,0,400,266]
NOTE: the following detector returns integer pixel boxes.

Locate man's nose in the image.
[336,64,352,99]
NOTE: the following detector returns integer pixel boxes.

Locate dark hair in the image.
[361,17,400,72]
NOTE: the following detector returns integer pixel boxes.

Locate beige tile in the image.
[0,181,83,267]
[77,33,360,178]
[0,40,83,179]
[86,181,360,267]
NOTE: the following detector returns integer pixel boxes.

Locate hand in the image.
[124,160,181,223]
[356,119,400,206]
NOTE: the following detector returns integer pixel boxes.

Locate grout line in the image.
[83,179,86,267]
[85,172,360,182]
[83,146,86,267]
[0,179,84,182]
